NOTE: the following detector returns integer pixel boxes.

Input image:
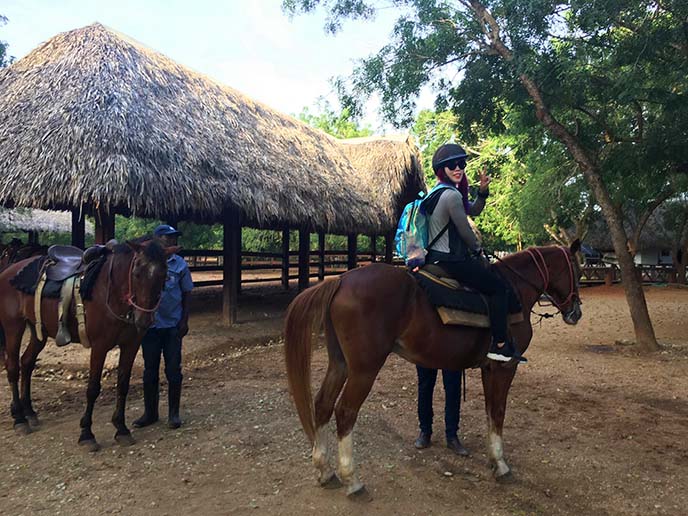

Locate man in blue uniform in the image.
[133,224,193,429]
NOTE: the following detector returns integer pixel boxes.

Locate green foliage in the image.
[297,98,373,138]
[285,0,688,249]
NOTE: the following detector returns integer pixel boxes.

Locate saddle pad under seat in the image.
[10,256,62,298]
[415,270,522,315]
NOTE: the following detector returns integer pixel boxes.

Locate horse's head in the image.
[544,240,583,325]
[125,239,180,330]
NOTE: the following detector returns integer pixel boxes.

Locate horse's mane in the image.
[112,237,166,264]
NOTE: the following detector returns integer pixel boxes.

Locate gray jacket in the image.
[424,185,487,261]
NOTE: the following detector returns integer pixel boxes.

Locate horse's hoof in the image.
[115,433,136,447]
[346,485,372,502]
[495,470,515,484]
[26,414,40,428]
[13,422,32,436]
[78,439,101,453]
[319,473,343,490]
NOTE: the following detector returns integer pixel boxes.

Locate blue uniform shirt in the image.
[153,254,193,329]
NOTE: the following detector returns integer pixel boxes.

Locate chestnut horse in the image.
[0,239,176,450]
[285,242,582,498]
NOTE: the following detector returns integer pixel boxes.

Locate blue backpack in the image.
[394,184,452,268]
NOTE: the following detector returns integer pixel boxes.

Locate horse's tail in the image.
[284,277,342,443]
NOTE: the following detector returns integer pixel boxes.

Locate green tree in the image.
[298,98,373,138]
[284,0,688,351]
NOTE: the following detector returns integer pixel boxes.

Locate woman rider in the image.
[423,144,524,363]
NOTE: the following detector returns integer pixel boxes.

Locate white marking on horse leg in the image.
[488,428,510,478]
[312,426,335,484]
[338,432,364,495]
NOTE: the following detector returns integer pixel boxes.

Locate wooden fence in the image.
[180,249,399,288]
[580,265,683,285]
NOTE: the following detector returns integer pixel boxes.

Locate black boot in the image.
[167,382,182,429]
[414,431,431,449]
[133,382,159,428]
[487,338,527,363]
[446,436,470,456]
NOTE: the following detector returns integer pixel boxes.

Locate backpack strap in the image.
[424,185,452,251]
[426,222,450,251]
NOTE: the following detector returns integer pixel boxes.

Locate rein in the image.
[490,246,578,321]
[104,252,161,324]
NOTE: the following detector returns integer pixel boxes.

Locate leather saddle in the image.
[416,263,524,328]
[46,245,85,281]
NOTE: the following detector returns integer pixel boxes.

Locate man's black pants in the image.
[416,366,462,440]
[141,327,183,385]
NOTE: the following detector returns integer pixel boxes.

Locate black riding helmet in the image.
[432,144,468,173]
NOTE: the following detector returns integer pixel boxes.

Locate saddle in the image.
[416,264,524,328]
[11,244,106,349]
[46,245,85,281]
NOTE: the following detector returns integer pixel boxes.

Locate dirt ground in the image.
[1,283,687,516]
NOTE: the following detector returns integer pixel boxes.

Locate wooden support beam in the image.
[347,233,357,270]
[384,233,394,264]
[370,234,377,263]
[222,208,242,326]
[281,228,290,290]
[298,228,310,291]
[94,207,115,245]
[318,232,326,281]
[71,209,86,249]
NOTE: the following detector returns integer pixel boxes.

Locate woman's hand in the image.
[479,166,491,192]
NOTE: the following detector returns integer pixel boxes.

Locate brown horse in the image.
[0,242,47,273]
[0,239,176,450]
[285,242,582,498]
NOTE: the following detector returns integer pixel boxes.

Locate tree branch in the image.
[629,187,675,255]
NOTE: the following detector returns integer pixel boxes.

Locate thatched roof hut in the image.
[584,207,681,251]
[0,208,94,235]
[339,134,426,232]
[0,23,383,233]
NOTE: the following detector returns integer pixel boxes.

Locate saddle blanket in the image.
[414,269,524,328]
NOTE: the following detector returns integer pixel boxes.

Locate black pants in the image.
[417,366,462,440]
[435,258,508,343]
[141,327,183,385]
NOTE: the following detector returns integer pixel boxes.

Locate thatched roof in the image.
[0,23,386,233]
[584,206,683,251]
[0,208,94,235]
[339,134,426,232]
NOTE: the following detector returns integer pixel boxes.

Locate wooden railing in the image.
[179,249,396,288]
[580,265,683,285]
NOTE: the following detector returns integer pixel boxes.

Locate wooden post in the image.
[604,268,613,287]
[370,234,377,263]
[281,228,290,290]
[347,233,357,270]
[71,209,86,249]
[28,230,38,245]
[298,227,310,292]
[318,232,326,281]
[384,233,394,264]
[94,207,115,245]
[222,208,242,326]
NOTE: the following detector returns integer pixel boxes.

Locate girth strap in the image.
[74,276,90,349]
[34,271,48,342]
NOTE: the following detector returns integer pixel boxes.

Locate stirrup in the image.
[487,340,527,364]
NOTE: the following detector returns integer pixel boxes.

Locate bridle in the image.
[492,246,580,319]
[525,247,580,312]
[104,251,162,324]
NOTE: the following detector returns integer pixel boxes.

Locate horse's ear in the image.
[570,239,581,255]
[164,245,181,256]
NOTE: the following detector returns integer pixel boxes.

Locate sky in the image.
[1,0,434,132]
